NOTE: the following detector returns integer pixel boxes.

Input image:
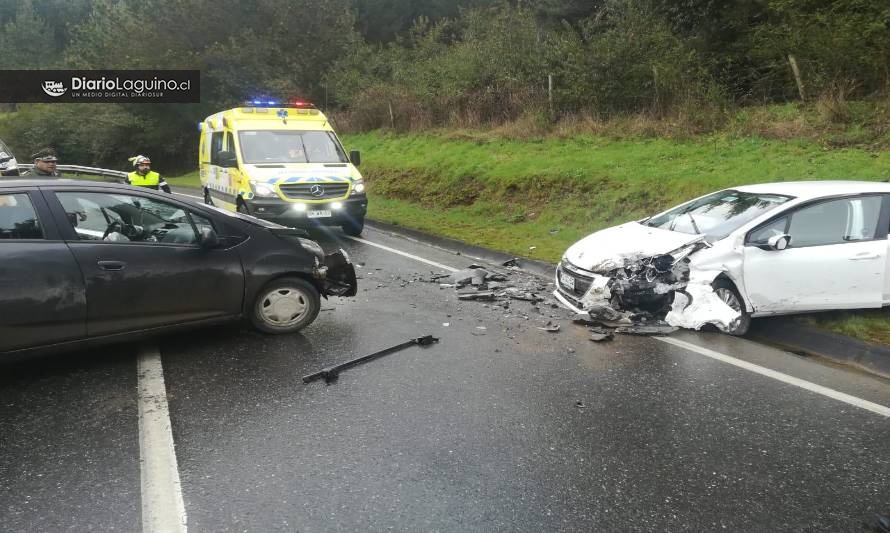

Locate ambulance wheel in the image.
[203,188,214,206]
[341,217,364,237]
[250,277,320,334]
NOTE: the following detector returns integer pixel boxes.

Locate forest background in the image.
[0,0,887,170]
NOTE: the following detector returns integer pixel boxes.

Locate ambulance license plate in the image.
[307,210,332,219]
[559,270,575,291]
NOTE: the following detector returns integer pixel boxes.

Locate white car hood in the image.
[564,222,705,272]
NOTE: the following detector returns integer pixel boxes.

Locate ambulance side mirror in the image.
[217,150,237,168]
[349,150,361,167]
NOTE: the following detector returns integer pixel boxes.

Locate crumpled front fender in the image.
[314,249,358,298]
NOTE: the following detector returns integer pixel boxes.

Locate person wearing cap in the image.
[23,148,63,177]
[127,155,170,193]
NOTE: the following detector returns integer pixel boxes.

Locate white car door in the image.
[742,195,887,313]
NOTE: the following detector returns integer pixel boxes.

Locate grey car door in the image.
[49,189,244,336]
[0,190,86,352]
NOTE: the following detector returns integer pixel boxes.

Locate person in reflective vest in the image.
[127,155,170,193]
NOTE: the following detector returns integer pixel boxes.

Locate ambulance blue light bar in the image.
[241,99,315,108]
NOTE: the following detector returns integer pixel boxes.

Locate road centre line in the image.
[657,336,890,418]
[344,235,459,272]
[137,346,188,533]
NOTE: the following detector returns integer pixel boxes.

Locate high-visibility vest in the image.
[128,170,161,188]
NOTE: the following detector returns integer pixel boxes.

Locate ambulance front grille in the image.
[278,183,349,200]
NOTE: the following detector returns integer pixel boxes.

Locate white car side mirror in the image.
[767,234,790,251]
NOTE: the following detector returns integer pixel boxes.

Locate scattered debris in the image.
[302,335,439,385]
[614,325,678,335]
[536,321,560,333]
[874,513,890,533]
[575,400,585,408]
[442,322,450,327]
[501,258,519,267]
[589,331,613,342]
[458,291,496,301]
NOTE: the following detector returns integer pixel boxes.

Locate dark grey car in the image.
[0,180,357,358]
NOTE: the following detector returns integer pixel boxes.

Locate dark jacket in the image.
[22,167,64,178]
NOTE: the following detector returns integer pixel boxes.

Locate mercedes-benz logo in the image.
[310,185,325,197]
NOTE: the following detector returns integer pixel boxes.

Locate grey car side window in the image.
[0,193,43,240]
[56,192,201,245]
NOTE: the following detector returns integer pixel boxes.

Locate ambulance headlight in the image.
[351,182,365,195]
[253,183,276,197]
[292,203,307,212]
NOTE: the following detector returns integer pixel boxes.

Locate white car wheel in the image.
[713,280,750,336]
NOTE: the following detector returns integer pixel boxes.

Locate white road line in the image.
[137,346,188,533]
[657,336,890,418]
[345,235,459,272]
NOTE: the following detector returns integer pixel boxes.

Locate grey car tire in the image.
[250,277,321,334]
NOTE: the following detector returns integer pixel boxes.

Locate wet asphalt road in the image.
[2,223,890,532]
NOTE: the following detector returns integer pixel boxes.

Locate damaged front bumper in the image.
[313,249,358,297]
[555,257,680,316]
[554,246,741,332]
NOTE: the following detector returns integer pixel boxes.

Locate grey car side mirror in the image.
[767,234,790,251]
[199,226,220,249]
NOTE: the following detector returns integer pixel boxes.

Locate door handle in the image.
[848,254,881,261]
[97,260,127,271]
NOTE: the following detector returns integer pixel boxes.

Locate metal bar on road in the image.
[303,335,440,384]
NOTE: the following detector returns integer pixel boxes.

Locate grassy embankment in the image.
[332,108,890,344]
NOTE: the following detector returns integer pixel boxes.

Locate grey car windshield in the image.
[645,190,792,240]
[238,130,348,164]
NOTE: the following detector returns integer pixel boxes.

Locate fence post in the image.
[787,54,806,102]
[548,74,554,120]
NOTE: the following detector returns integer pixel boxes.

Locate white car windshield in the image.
[238,130,348,164]
[645,190,792,240]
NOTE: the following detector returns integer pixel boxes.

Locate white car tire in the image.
[712,278,751,336]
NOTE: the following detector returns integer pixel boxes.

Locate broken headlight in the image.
[297,237,325,260]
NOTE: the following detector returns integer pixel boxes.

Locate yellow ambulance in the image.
[198,101,367,235]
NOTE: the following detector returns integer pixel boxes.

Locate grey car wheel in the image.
[250,277,320,334]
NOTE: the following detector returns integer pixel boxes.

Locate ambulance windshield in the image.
[238,131,348,164]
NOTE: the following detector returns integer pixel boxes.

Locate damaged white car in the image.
[555,181,890,335]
